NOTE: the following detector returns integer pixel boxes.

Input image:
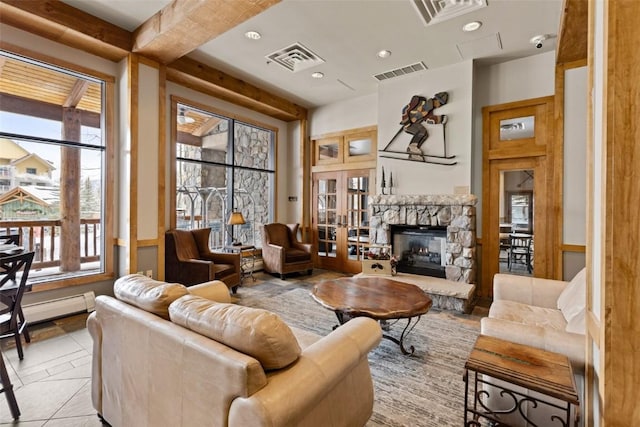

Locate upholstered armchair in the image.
[262,223,314,279]
[165,228,241,292]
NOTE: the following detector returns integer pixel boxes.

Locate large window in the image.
[0,50,110,285]
[173,100,275,248]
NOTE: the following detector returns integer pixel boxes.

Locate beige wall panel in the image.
[136,63,159,240]
[563,66,587,245]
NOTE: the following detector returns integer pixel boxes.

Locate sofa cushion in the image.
[169,295,301,370]
[489,300,567,331]
[114,274,188,319]
[556,268,586,322]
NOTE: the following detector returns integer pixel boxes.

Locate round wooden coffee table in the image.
[311,277,432,355]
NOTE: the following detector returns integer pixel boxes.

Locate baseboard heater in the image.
[23,292,96,324]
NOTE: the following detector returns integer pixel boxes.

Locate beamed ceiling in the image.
[0,0,305,122]
[0,0,587,124]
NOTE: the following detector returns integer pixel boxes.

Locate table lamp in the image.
[227,210,246,246]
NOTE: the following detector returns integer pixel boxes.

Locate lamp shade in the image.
[227,211,246,225]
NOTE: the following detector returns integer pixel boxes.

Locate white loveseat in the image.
[480,268,586,426]
[88,274,382,427]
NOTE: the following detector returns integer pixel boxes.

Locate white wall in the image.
[377,61,474,195]
[309,93,377,137]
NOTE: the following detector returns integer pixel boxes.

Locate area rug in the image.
[236,274,481,427]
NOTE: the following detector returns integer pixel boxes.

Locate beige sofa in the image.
[480,269,586,426]
[88,274,382,427]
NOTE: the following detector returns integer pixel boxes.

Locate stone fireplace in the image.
[368,194,477,284]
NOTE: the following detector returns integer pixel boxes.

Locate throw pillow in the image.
[556,268,586,323]
[169,295,301,370]
[114,274,188,319]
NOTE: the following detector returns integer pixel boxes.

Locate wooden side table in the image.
[464,335,579,427]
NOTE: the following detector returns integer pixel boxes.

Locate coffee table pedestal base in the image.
[334,312,422,355]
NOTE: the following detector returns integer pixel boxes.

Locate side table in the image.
[224,245,256,285]
[464,335,579,427]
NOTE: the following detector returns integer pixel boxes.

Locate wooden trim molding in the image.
[167,57,306,122]
[561,244,586,253]
[0,1,132,61]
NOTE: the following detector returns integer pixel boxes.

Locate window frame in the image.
[169,96,278,247]
[0,42,116,292]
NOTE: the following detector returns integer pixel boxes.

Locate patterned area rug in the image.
[235,271,482,427]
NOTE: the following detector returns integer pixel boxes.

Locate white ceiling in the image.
[62,0,563,109]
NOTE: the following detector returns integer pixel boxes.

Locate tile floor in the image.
[1,313,101,426]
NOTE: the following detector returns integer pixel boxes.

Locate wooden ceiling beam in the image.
[556,0,588,64]
[133,0,280,64]
[0,92,100,128]
[167,56,307,122]
[176,131,201,146]
[0,0,132,62]
[63,79,90,108]
[193,116,222,137]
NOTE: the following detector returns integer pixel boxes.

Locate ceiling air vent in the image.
[373,62,428,82]
[411,0,487,26]
[266,42,325,73]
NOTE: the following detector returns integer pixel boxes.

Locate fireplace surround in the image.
[369,194,477,283]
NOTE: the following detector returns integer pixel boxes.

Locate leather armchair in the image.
[262,223,314,279]
[165,228,241,292]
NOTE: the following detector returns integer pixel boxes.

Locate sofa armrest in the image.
[188,280,231,303]
[262,243,285,269]
[481,317,585,371]
[87,312,103,415]
[201,251,241,269]
[493,274,568,308]
[228,317,382,426]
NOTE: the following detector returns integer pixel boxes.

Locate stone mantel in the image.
[370,194,478,207]
[368,194,477,284]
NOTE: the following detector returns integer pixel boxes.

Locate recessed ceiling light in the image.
[311,72,324,79]
[244,30,261,40]
[462,21,482,32]
[377,50,392,59]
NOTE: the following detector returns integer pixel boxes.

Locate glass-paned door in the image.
[345,171,371,271]
[313,169,373,273]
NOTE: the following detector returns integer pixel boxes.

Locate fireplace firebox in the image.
[390,225,447,278]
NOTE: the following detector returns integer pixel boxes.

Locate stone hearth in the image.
[369,194,477,284]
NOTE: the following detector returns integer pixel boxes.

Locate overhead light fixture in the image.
[244,30,261,40]
[311,72,324,79]
[177,108,195,125]
[462,21,482,32]
[377,50,392,59]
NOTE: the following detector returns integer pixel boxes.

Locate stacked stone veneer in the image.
[369,194,477,284]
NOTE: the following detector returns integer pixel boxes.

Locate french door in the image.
[313,169,374,273]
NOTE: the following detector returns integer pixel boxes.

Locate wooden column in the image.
[60,107,81,271]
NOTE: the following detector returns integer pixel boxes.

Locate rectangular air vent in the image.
[266,42,325,73]
[411,0,487,26]
[373,62,428,82]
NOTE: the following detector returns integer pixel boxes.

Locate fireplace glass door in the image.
[313,169,373,273]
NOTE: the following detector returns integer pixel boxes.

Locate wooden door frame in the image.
[481,96,559,296]
[312,168,375,273]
